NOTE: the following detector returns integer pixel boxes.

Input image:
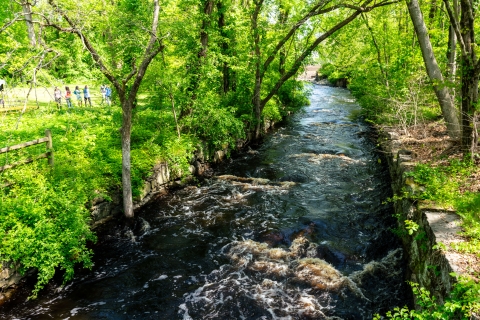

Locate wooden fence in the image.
[0,130,54,172]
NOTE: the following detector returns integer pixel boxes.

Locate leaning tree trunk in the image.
[278,7,289,76]
[406,0,461,139]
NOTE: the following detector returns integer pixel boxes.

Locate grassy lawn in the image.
[1,85,108,111]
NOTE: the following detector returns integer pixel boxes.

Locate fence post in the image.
[45,129,54,167]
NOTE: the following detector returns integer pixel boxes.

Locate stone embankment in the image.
[0,144,231,305]
[379,130,468,304]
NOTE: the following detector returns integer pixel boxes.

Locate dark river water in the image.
[1,85,412,319]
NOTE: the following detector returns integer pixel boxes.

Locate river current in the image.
[1,85,412,319]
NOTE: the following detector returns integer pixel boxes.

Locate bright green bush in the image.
[405,159,480,243]
[0,103,181,296]
[0,165,96,298]
[374,277,480,319]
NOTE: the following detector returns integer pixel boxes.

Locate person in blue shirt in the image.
[73,86,83,107]
[105,85,112,106]
[83,85,92,106]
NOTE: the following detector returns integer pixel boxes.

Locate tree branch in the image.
[442,0,467,57]
[261,0,385,108]
[260,0,400,79]
[45,0,122,95]
[0,13,23,33]
[129,0,164,102]
[261,0,331,77]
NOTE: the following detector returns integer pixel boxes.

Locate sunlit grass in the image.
[406,160,480,255]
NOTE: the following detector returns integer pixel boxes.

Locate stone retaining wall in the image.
[0,143,230,304]
[380,130,464,304]
[0,89,286,304]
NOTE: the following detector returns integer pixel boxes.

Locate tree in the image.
[251,0,398,138]
[43,0,165,218]
[406,0,461,139]
[443,0,479,152]
[21,0,36,47]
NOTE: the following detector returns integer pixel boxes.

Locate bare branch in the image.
[0,13,22,33]
[443,0,467,57]
[261,0,383,108]
[45,0,121,95]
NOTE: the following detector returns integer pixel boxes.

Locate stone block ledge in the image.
[379,130,471,305]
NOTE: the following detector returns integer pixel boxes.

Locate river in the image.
[1,84,412,319]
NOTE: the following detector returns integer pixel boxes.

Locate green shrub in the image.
[375,277,480,319]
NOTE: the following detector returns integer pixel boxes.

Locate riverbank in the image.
[0,78,307,304]
[0,84,411,318]
[378,121,480,317]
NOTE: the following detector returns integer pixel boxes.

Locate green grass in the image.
[406,159,480,255]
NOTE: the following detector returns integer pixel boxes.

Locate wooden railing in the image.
[0,130,54,172]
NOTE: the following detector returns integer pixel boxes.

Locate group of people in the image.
[53,84,112,109]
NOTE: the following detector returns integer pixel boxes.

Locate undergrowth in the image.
[374,276,480,319]
[405,158,480,253]
[0,102,196,297]
[377,158,480,319]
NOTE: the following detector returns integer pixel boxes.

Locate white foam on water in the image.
[179,238,360,318]
[70,307,83,316]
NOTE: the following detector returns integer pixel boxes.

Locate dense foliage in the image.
[1,0,313,295]
[0,103,198,296]
[374,278,480,319]
[0,0,478,312]
[317,4,449,126]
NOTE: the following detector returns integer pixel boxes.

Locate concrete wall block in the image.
[380,132,459,306]
[214,150,225,163]
[91,202,114,221]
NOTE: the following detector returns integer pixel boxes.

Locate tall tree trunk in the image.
[217,1,231,94]
[446,0,458,86]
[446,25,457,81]
[459,0,476,150]
[199,0,214,58]
[46,0,164,218]
[252,0,264,139]
[22,1,36,47]
[406,0,461,139]
[121,99,134,218]
[278,7,289,76]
